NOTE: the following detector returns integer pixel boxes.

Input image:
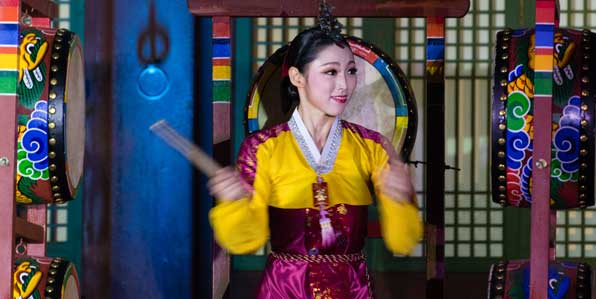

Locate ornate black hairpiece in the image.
[318,0,344,43]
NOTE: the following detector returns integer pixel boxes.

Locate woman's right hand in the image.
[207,167,252,202]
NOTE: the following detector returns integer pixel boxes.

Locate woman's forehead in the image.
[312,44,355,65]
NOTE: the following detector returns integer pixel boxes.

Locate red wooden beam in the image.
[15,216,45,244]
[22,0,57,19]
[187,0,469,17]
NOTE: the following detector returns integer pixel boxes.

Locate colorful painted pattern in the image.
[492,27,595,209]
[488,260,592,299]
[212,17,231,144]
[0,1,19,96]
[15,28,51,204]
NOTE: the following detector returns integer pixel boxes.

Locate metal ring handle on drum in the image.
[47,29,73,203]
[15,238,27,257]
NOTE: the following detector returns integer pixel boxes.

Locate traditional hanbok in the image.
[210,109,422,298]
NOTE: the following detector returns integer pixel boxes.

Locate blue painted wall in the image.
[110,0,194,297]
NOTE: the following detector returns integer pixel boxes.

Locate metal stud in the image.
[49,152,56,158]
[581,149,588,156]
[586,45,591,51]
[496,283,504,290]
[55,198,64,203]
[498,151,505,158]
[48,122,56,129]
[51,65,58,72]
[582,77,590,84]
[56,37,62,42]
[47,277,55,284]
[581,135,588,142]
[49,269,57,275]
[498,186,506,192]
[581,119,588,127]
[582,90,589,97]
[500,94,507,101]
[46,286,54,293]
[50,263,59,268]
[580,175,587,182]
[498,138,506,145]
[499,124,506,130]
[585,54,591,60]
[50,176,58,183]
[52,53,59,60]
[499,109,506,116]
[499,194,506,199]
[49,164,57,171]
[49,138,56,145]
[500,66,507,73]
[49,107,56,114]
[50,78,58,86]
[581,104,589,111]
[57,30,64,36]
[580,194,586,200]
[503,36,510,41]
[502,44,509,50]
[580,185,587,191]
[500,80,507,87]
[52,186,59,192]
[53,193,61,198]
[49,92,57,100]
[498,164,506,171]
[583,65,590,71]
[502,54,509,60]
[54,44,61,50]
[498,175,506,182]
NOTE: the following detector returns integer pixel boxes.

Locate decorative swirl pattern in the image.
[507,91,532,132]
[17,100,49,180]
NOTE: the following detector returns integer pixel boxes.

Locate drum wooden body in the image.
[246,36,417,158]
[13,256,80,299]
[16,27,85,204]
[492,28,596,209]
[488,260,592,299]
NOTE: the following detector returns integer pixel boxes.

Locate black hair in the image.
[280,28,350,114]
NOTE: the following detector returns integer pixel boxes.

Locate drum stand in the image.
[186,1,469,298]
[0,1,57,298]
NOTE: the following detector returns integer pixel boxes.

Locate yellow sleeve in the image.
[371,137,423,255]
[208,136,270,254]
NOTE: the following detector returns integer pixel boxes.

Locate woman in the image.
[208,4,422,298]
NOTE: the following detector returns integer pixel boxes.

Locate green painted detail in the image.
[0,71,18,94]
[17,177,42,204]
[18,115,29,126]
[533,72,553,94]
[213,80,231,102]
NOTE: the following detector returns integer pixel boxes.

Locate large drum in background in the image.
[492,28,596,209]
[16,27,85,204]
[13,256,80,299]
[246,36,418,159]
[487,260,592,299]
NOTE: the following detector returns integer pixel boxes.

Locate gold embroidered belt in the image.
[270,251,365,263]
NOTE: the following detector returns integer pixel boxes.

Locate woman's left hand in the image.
[380,158,414,204]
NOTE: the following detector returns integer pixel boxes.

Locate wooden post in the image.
[0,1,20,298]
[425,17,445,299]
[530,0,556,297]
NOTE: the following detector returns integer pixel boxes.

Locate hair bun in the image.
[318,0,343,42]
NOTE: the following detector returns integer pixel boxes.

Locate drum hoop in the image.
[245,36,418,159]
[48,29,81,203]
[43,257,79,298]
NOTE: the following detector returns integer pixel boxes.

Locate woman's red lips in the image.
[331,96,347,103]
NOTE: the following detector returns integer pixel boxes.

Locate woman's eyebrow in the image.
[318,60,356,67]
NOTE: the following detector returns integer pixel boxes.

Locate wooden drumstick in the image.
[149,120,221,177]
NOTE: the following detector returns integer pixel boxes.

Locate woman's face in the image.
[300,44,357,117]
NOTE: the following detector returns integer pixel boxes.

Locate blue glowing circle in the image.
[137,65,169,100]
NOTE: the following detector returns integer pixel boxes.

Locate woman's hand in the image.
[380,158,414,204]
[207,167,252,202]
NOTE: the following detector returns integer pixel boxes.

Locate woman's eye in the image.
[324,69,337,75]
[348,68,358,75]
